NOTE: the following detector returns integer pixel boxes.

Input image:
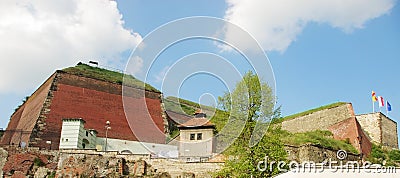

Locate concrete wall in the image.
[95,137,178,157]
[282,103,355,133]
[356,112,398,149]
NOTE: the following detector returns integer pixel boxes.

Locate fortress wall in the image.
[328,117,372,156]
[0,105,24,145]
[356,113,381,145]
[30,72,166,149]
[381,114,398,148]
[356,113,398,149]
[282,103,355,133]
[1,74,55,146]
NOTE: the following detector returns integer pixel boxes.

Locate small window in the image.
[190,134,195,140]
[197,133,203,140]
[86,131,89,137]
[65,139,68,142]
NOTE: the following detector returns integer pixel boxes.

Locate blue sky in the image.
[116,0,400,120]
[0,0,399,146]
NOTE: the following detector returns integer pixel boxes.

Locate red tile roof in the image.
[178,116,215,129]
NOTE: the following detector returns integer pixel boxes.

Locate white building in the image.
[178,111,215,162]
[59,118,97,149]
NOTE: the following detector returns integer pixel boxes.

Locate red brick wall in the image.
[32,73,165,149]
[329,117,372,157]
[1,74,55,146]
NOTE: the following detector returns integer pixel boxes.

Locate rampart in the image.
[281,103,355,133]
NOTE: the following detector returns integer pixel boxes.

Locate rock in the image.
[0,147,8,177]
[34,167,49,178]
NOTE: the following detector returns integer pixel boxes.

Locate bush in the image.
[389,149,400,161]
[370,144,386,160]
[33,157,45,167]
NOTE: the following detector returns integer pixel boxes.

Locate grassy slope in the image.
[62,63,159,92]
[279,129,358,153]
[367,144,400,166]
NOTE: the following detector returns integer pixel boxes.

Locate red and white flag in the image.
[378,96,385,107]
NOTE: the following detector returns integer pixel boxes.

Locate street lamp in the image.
[105,121,111,151]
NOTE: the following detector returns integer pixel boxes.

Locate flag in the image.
[378,96,385,107]
[372,91,378,102]
[387,101,392,112]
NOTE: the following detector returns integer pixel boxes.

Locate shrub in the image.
[33,157,45,167]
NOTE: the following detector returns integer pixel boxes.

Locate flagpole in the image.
[372,101,375,113]
[386,105,389,116]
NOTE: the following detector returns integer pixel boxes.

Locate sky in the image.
[0,0,399,145]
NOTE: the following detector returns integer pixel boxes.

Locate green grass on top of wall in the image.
[274,102,348,123]
[62,63,159,92]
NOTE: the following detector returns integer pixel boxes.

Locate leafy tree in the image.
[216,71,286,177]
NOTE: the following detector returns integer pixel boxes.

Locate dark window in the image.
[190,134,195,140]
[197,133,203,140]
[86,131,89,137]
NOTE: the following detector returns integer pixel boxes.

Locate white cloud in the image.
[224,0,395,52]
[128,56,144,75]
[154,65,170,83]
[0,0,142,93]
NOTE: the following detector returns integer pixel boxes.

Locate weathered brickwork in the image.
[328,117,372,156]
[2,71,167,149]
[356,113,398,149]
[1,74,55,146]
[281,103,355,133]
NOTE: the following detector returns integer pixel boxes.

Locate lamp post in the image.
[105,121,111,151]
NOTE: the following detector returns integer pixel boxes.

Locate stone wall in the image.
[0,147,7,177]
[1,146,59,178]
[381,114,398,148]
[285,144,360,164]
[356,113,381,145]
[356,112,399,149]
[1,147,221,178]
[282,103,355,133]
[147,159,222,178]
